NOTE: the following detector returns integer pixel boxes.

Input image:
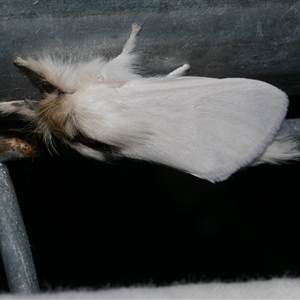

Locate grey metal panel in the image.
[1,0,300,102]
[0,163,39,293]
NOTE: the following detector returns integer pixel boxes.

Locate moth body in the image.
[1,24,299,182]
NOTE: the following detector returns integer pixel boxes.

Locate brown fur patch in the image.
[35,93,76,140]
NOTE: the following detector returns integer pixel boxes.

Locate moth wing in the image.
[123,77,288,182]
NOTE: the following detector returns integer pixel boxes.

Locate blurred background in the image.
[1,0,300,292]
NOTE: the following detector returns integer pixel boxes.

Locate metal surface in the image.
[1,1,300,161]
[0,0,300,102]
[0,163,39,293]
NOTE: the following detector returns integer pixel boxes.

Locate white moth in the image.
[0,24,299,182]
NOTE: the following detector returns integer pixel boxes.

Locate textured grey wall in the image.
[1,0,300,101]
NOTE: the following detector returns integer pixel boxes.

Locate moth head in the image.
[34,90,77,145]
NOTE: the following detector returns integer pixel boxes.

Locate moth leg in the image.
[15,55,79,93]
[14,56,43,76]
[14,57,30,68]
[14,56,59,83]
[68,142,106,161]
[166,64,190,78]
[0,100,38,121]
[101,24,142,82]
[122,23,141,54]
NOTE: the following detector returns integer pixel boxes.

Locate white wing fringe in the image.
[254,120,300,166]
